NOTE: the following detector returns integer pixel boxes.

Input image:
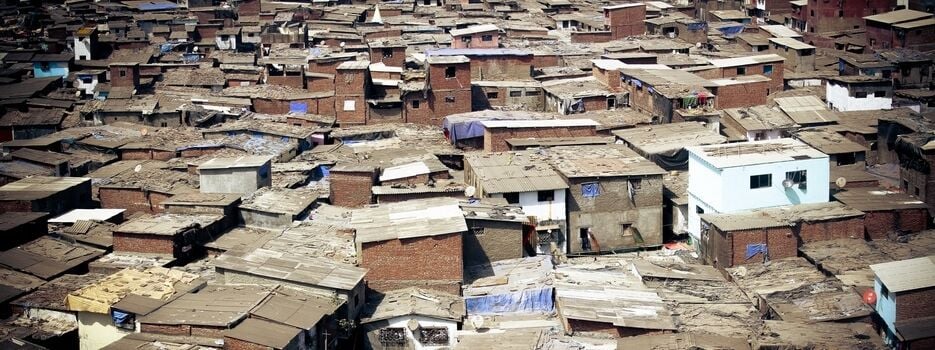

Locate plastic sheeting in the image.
[581,183,600,198]
[653,148,690,170]
[443,119,487,144]
[111,310,131,325]
[745,243,767,260]
[465,287,554,315]
[716,25,745,38]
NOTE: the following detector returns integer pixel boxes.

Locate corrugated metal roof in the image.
[870,256,935,292]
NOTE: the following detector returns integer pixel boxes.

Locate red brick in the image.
[113,232,175,255]
[361,233,463,295]
[330,170,375,208]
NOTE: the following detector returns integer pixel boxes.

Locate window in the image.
[412,100,421,109]
[874,90,886,97]
[526,90,540,96]
[607,97,616,110]
[420,327,450,345]
[750,174,772,189]
[39,62,50,71]
[80,76,93,84]
[471,226,485,236]
[736,67,746,75]
[481,34,493,41]
[810,9,814,16]
[763,64,773,76]
[444,96,456,103]
[160,122,168,127]
[915,187,921,197]
[503,192,520,204]
[620,223,633,236]
[579,228,592,251]
[445,66,456,78]
[509,90,523,97]
[855,91,867,98]
[903,180,910,191]
[785,170,807,189]
[119,69,127,77]
[538,190,554,202]
[79,55,87,60]
[461,36,471,43]
[379,328,406,345]
[382,48,393,58]
[487,91,499,99]
[880,283,889,300]
[696,205,704,214]
[838,10,843,17]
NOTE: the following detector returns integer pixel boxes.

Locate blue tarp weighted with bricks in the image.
[464,287,554,315]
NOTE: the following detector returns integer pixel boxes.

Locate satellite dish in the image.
[339,41,346,48]
[464,186,476,197]
[468,315,485,329]
[140,128,148,136]
[133,164,142,173]
[782,179,794,189]
[835,177,847,189]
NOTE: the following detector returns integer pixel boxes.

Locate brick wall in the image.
[375,192,462,203]
[369,46,406,67]
[121,149,176,161]
[330,170,375,207]
[606,5,646,39]
[714,80,770,109]
[897,208,928,233]
[335,95,367,125]
[224,337,273,350]
[253,96,336,116]
[140,323,190,336]
[484,125,597,152]
[110,65,139,87]
[361,233,463,295]
[706,224,797,268]
[380,173,430,186]
[99,187,169,215]
[266,75,305,89]
[451,30,499,49]
[429,62,471,90]
[714,63,783,96]
[238,0,260,16]
[895,287,935,322]
[307,75,334,92]
[463,219,524,267]
[864,211,897,239]
[570,31,614,43]
[797,216,865,243]
[566,318,662,337]
[113,232,175,255]
[467,55,533,81]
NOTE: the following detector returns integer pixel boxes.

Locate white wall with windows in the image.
[686,139,830,242]
[826,82,892,111]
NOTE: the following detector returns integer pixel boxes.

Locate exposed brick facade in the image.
[463,219,524,267]
[253,96,335,116]
[798,216,865,243]
[329,169,375,207]
[113,232,175,255]
[705,223,798,269]
[604,4,646,39]
[569,31,614,43]
[895,287,935,322]
[121,149,176,161]
[98,187,171,215]
[483,125,597,152]
[713,79,770,109]
[335,67,369,125]
[360,232,464,295]
[110,64,140,88]
[864,209,928,239]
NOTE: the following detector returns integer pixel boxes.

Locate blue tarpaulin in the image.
[465,287,554,315]
[442,119,487,144]
[290,101,308,114]
[716,25,745,39]
[582,182,600,198]
[745,243,767,260]
[112,310,131,325]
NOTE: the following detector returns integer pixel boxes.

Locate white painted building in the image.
[465,152,569,254]
[686,138,829,245]
[826,76,893,111]
[72,70,106,98]
[73,27,96,61]
[216,27,240,50]
[361,288,464,350]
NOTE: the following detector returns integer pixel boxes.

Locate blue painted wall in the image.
[33,61,69,79]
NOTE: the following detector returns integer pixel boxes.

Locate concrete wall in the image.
[687,151,829,241]
[826,82,893,111]
[490,189,566,223]
[240,208,292,230]
[77,311,133,350]
[364,316,458,350]
[463,219,524,267]
[200,164,271,195]
[566,175,664,254]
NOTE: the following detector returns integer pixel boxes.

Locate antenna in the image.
[782,179,794,189]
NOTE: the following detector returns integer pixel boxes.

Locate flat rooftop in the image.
[687,138,827,169]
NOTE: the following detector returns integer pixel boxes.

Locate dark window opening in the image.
[696,205,704,214]
[445,66,456,78]
[750,174,772,189]
[526,90,540,96]
[444,96,455,103]
[160,122,168,127]
[855,91,868,98]
[736,67,746,75]
[487,91,499,99]
[412,100,421,109]
[382,48,393,58]
[537,190,554,202]
[785,170,807,189]
[903,180,909,191]
[481,34,493,41]
[763,65,773,75]
[874,90,886,97]
[915,187,920,197]
[579,228,592,251]
[503,192,520,204]
[509,90,523,97]
[607,97,617,110]
[119,70,127,77]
